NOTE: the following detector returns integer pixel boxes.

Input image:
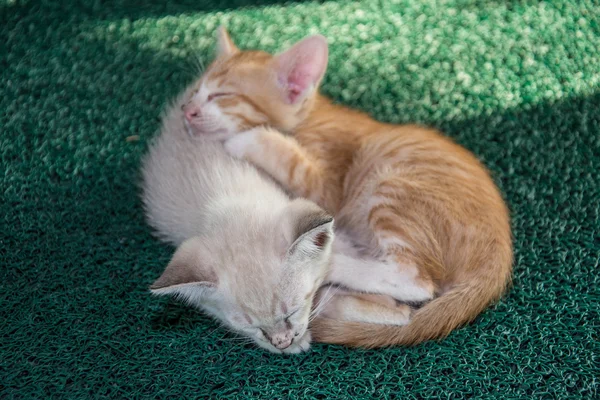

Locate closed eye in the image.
[283,309,300,322]
[207,92,232,102]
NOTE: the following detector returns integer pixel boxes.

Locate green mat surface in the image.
[2,0,599,398]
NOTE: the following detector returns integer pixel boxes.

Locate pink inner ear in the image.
[285,64,320,103]
[313,231,330,249]
[276,35,328,104]
[287,82,305,104]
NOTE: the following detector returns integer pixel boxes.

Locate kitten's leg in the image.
[224,127,329,208]
[326,253,435,303]
[317,291,412,326]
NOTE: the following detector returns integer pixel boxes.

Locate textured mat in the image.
[2,0,599,398]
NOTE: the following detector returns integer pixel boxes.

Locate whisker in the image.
[180,59,202,79]
[206,325,223,336]
[194,55,206,74]
[196,121,220,128]
[309,285,338,322]
[219,337,249,343]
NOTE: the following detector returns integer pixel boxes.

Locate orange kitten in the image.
[185,27,513,348]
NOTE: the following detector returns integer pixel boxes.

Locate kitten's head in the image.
[182,26,329,139]
[150,199,333,353]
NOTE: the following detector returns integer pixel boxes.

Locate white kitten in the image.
[140,88,334,354]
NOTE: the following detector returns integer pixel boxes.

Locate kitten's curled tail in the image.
[310,262,511,348]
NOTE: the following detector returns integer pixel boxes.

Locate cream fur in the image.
[140,87,334,354]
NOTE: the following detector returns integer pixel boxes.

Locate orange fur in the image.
[192,29,513,347]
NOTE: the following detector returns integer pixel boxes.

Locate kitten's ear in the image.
[216,26,239,57]
[273,35,329,104]
[283,199,334,258]
[150,237,218,300]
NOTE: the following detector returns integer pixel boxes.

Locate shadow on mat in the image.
[2,0,326,20]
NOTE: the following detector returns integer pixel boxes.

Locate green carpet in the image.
[2,0,599,398]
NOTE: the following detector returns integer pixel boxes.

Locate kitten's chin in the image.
[184,120,232,141]
[251,331,312,355]
[253,338,284,354]
[282,330,312,355]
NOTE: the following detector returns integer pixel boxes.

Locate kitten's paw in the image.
[224,127,263,159]
[282,330,312,354]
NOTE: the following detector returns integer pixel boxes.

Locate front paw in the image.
[223,128,263,160]
[282,330,312,354]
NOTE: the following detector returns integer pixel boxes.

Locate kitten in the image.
[140,84,334,354]
[186,27,513,348]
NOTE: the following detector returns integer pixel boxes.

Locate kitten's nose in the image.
[183,105,201,121]
[272,338,293,350]
[270,333,294,350]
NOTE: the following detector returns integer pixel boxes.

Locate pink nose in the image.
[183,106,201,121]
[270,333,294,349]
[273,338,293,350]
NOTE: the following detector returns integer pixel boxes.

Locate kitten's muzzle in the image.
[268,331,295,350]
[273,337,294,350]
